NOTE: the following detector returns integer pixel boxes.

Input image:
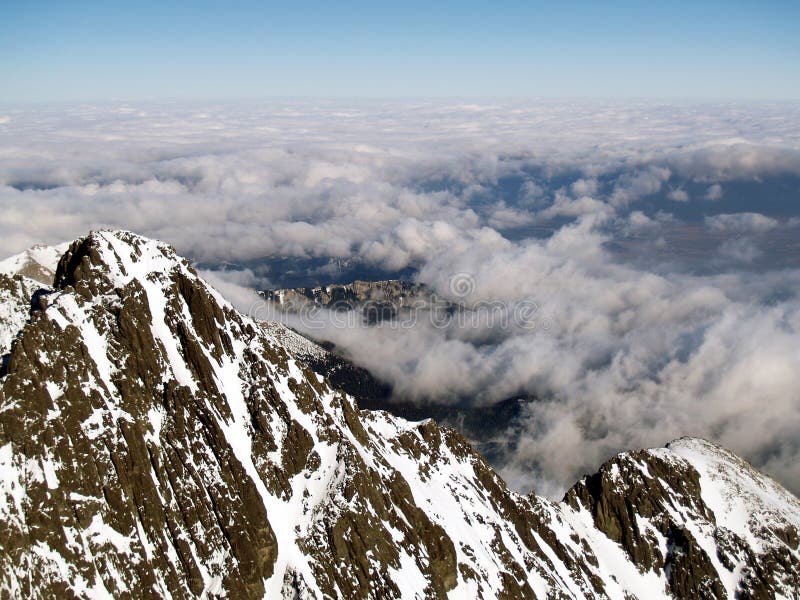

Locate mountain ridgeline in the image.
[0,231,798,599]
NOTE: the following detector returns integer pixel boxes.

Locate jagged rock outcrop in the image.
[564,439,800,598]
[260,279,463,328]
[1,231,798,599]
[260,281,425,317]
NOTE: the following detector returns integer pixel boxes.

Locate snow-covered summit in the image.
[0,241,70,285]
[564,436,800,598]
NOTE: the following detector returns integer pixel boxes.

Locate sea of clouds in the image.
[2,99,800,496]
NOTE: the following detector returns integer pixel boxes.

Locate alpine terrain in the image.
[0,230,798,599]
[259,281,534,465]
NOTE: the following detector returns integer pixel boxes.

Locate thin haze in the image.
[1,1,799,100]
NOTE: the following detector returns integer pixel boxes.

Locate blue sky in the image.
[2,0,799,101]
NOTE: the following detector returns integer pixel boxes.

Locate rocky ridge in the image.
[259,280,443,327]
[260,280,424,311]
[0,231,798,599]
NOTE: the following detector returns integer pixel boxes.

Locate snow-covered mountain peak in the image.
[53,229,194,297]
[564,437,800,598]
[0,241,71,285]
[668,437,800,555]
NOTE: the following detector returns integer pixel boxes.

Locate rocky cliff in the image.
[0,231,798,598]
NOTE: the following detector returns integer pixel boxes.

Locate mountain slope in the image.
[0,241,67,356]
[0,274,42,358]
[564,438,800,598]
[0,242,69,286]
[0,231,798,599]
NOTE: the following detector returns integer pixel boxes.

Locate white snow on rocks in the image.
[0,242,70,285]
[2,231,799,599]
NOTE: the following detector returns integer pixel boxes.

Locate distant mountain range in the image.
[1,231,798,598]
[259,279,451,324]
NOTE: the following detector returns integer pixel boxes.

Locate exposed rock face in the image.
[1,231,799,599]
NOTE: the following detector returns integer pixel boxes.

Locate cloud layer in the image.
[2,100,800,497]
